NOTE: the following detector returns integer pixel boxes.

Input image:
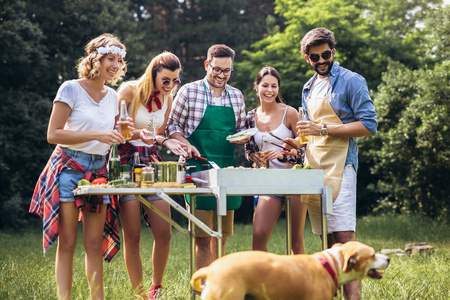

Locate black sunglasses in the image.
[308,49,333,62]
[162,78,181,86]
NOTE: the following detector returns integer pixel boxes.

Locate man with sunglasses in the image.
[167,44,247,270]
[288,28,377,300]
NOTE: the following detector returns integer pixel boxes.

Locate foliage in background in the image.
[118,0,283,82]
[233,0,442,106]
[0,0,280,228]
[0,0,448,228]
[360,60,449,220]
[234,0,448,218]
[358,6,449,220]
[0,0,54,227]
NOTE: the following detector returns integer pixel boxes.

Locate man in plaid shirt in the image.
[167,44,248,270]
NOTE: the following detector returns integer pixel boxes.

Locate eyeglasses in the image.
[162,78,181,86]
[308,49,333,62]
[208,62,233,76]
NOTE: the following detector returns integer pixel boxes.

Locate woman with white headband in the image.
[30,33,131,300]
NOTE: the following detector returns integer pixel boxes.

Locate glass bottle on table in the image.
[119,100,132,141]
[298,107,309,144]
[141,167,155,188]
[109,143,121,181]
[259,135,269,169]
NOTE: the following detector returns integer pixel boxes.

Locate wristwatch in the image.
[319,124,328,137]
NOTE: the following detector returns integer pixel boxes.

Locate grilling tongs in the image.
[268,131,300,149]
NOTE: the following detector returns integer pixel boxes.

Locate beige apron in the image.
[302,78,349,206]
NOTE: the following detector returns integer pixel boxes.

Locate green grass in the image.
[1,214,449,299]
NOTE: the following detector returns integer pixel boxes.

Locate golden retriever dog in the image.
[191,241,390,300]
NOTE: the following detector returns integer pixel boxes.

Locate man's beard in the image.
[313,60,334,76]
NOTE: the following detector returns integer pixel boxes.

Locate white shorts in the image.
[308,164,357,235]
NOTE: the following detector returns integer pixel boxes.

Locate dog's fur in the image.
[191,241,390,300]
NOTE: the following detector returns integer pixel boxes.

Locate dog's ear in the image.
[332,243,344,248]
[342,254,357,273]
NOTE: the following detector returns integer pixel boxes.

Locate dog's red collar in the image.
[313,254,338,288]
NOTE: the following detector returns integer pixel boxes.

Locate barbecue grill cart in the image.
[74,168,332,299]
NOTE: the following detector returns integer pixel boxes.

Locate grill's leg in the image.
[285,196,292,255]
[190,196,196,300]
[321,194,328,250]
[217,214,223,258]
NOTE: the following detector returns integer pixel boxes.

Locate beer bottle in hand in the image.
[119,100,132,140]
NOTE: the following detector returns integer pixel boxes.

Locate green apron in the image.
[186,83,242,210]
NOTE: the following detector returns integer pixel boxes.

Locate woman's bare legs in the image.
[119,199,145,296]
[252,196,283,252]
[290,195,307,254]
[82,206,107,300]
[56,203,79,300]
[144,200,172,286]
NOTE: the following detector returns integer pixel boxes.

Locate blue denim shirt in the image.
[302,62,377,172]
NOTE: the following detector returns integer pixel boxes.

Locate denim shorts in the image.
[253,195,285,207]
[59,147,110,204]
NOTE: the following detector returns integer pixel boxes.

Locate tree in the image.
[360,60,449,220]
[232,0,447,219]
[0,0,281,227]
[359,6,450,220]
[122,0,282,82]
[233,0,442,107]
[0,0,139,227]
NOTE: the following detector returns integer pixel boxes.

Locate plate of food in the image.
[226,128,258,142]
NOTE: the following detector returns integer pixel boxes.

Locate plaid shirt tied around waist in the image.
[29,145,120,262]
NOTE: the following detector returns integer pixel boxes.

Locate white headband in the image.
[95,45,126,59]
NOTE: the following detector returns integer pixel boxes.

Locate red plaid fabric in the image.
[118,141,161,166]
[118,142,161,225]
[29,145,120,262]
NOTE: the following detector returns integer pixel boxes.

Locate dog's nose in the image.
[387,257,390,265]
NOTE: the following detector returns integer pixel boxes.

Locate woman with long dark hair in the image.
[245,66,307,254]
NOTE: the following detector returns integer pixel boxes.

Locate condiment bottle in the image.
[141,167,155,188]
[119,100,132,140]
[132,152,145,186]
[120,164,131,182]
[133,167,142,187]
[109,144,121,181]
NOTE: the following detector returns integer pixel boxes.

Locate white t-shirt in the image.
[55,80,119,155]
[310,76,331,99]
[210,95,223,106]
[128,96,168,147]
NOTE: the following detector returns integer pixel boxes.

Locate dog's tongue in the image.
[368,269,383,279]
